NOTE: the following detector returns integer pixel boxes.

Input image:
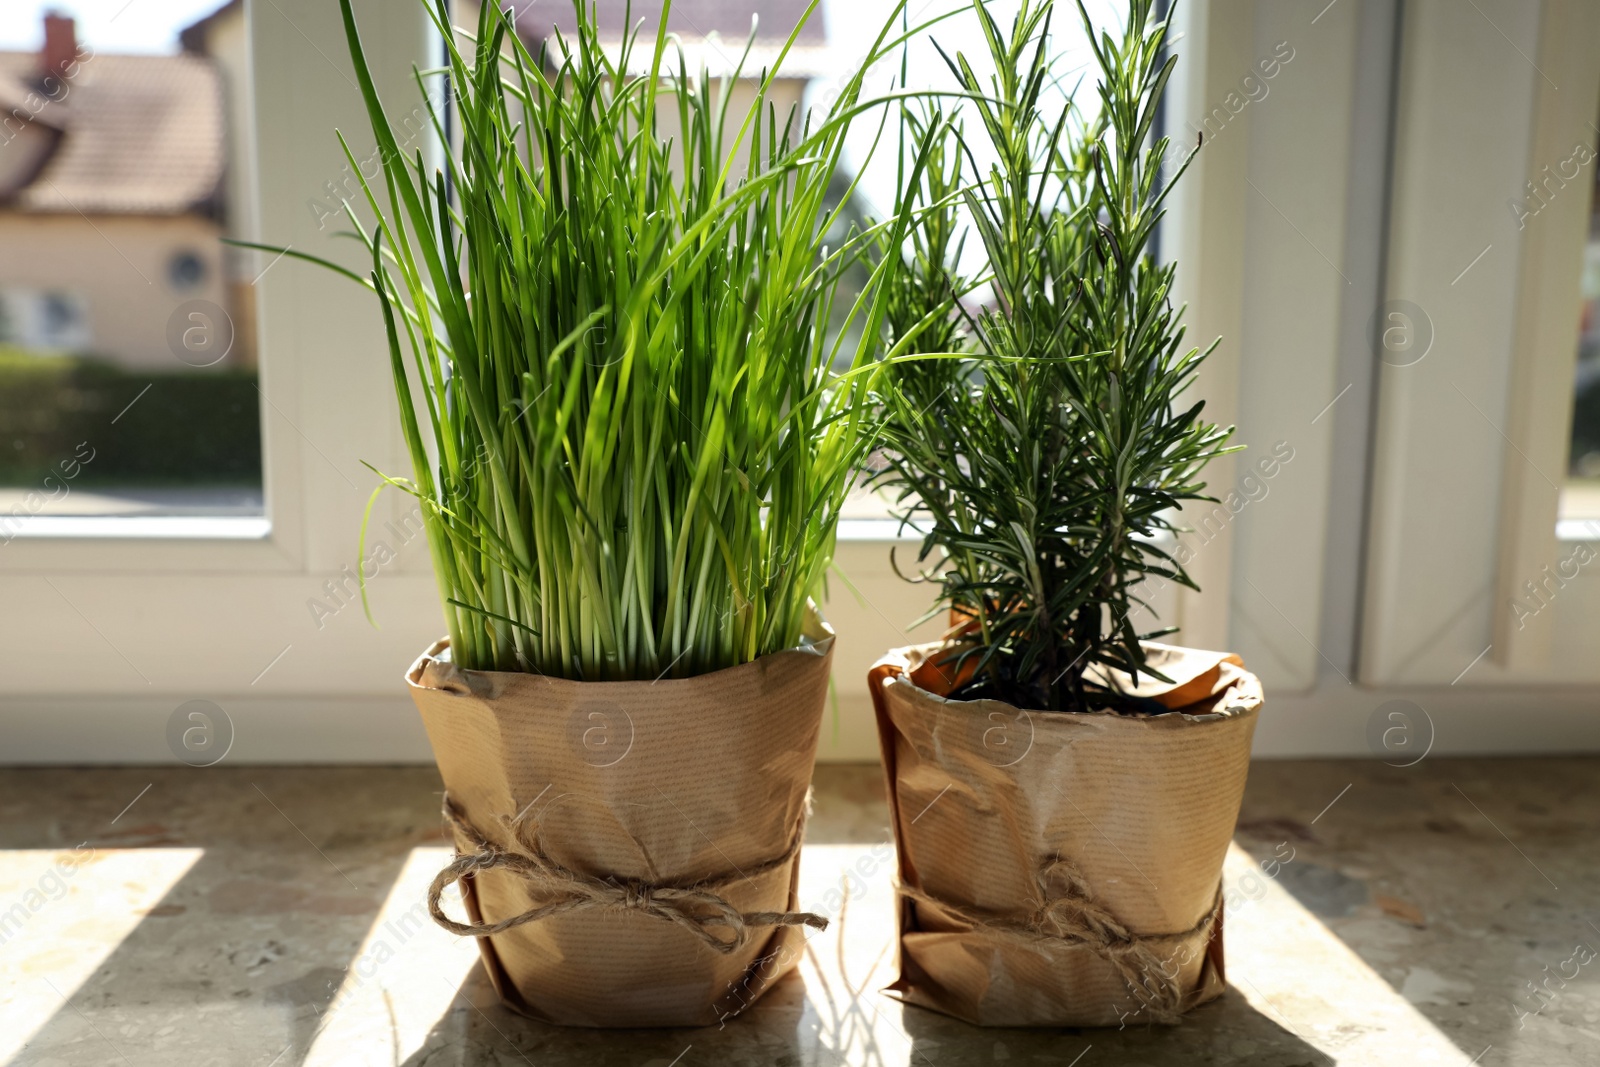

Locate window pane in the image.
[0,1,262,523]
[1563,90,1600,522]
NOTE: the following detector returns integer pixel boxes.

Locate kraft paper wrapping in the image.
[869,642,1262,1027]
[406,615,835,1028]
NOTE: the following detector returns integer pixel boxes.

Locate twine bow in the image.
[897,857,1221,1023]
[428,793,828,954]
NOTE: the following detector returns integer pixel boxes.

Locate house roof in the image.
[0,51,224,215]
[179,0,243,55]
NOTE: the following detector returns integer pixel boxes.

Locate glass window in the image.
[0,1,262,524]
[1564,97,1600,525]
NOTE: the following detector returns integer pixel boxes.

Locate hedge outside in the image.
[0,348,262,487]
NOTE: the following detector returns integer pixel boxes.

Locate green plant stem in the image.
[251,0,959,679]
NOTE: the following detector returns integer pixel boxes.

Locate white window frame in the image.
[14,0,1600,764]
[0,0,449,761]
[1363,0,1600,686]
[1161,0,1600,756]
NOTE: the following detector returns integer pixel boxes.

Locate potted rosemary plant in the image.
[866,0,1263,1027]
[252,0,943,1028]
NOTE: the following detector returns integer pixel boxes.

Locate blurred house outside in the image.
[458,0,833,181]
[0,6,254,369]
[0,0,839,370]
[0,5,262,502]
[180,0,259,369]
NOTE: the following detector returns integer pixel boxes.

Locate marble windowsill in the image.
[0,760,1595,1065]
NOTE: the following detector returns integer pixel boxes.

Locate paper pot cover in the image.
[869,642,1262,1027]
[407,616,835,1028]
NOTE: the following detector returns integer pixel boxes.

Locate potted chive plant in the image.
[251,0,945,1028]
[866,0,1263,1027]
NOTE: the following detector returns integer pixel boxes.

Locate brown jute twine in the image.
[897,857,1222,1023]
[427,793,828,954]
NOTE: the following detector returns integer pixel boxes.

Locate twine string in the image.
[897,857,1221,1023]
[428,792,828,954]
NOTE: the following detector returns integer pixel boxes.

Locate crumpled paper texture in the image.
[869,642,1262,1027]
[407,616,834,1028]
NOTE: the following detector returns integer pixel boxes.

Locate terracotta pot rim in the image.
[876,639,1262,724]
[883,671,1259,726]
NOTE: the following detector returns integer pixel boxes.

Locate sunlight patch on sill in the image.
[302,847,479,1066]
[1220,843,1484,1064]
[0,847,205,1064]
